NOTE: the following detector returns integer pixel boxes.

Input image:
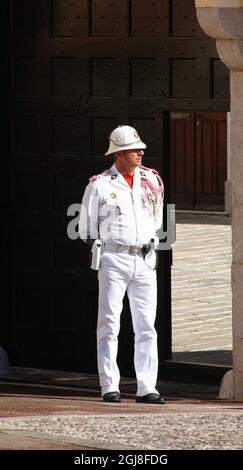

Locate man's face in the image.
[117,149,144,168]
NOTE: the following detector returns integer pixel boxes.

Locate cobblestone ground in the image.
[0,411,242,450]
[171,216,232,363]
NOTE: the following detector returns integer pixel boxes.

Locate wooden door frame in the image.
[0,0,13,357]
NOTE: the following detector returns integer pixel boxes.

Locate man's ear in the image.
[115,151,123,160]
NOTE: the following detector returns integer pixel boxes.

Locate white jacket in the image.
[79,164,164,246]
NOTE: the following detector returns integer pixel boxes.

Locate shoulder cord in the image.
[140,174,164,205]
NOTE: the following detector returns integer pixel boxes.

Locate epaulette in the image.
[89,169,110,182]
[140,165,159,175]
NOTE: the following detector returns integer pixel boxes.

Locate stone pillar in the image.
[195,0,243,401]
[225,112,232,215]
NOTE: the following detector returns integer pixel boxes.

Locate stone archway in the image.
[195,0,243,401]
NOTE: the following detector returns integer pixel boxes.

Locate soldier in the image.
[79,125,165,404]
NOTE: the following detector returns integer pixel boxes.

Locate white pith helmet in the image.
[105,125,146,156]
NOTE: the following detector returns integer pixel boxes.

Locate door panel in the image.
[170,112,195,209]
[171,111,227,210]
[196,112,227,210]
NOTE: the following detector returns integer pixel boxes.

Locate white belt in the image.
[103,242,143,255]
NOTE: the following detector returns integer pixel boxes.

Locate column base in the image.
[218,370,233,400]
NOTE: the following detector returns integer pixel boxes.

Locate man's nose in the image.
[137,150,144,156]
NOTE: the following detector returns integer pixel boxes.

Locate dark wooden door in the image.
[171,111,227,210]
[4,0,230,374]
[9,0,172,374]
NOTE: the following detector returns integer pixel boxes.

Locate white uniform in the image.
[79,163,164,397]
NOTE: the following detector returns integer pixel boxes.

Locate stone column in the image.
[195,0,243,401]
[225,112,232,215]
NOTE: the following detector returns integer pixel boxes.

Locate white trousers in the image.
[97,250,159,397]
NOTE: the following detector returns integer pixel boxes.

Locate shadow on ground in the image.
[172,350,232,366]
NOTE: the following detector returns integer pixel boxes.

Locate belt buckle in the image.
[129,245,140,255]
